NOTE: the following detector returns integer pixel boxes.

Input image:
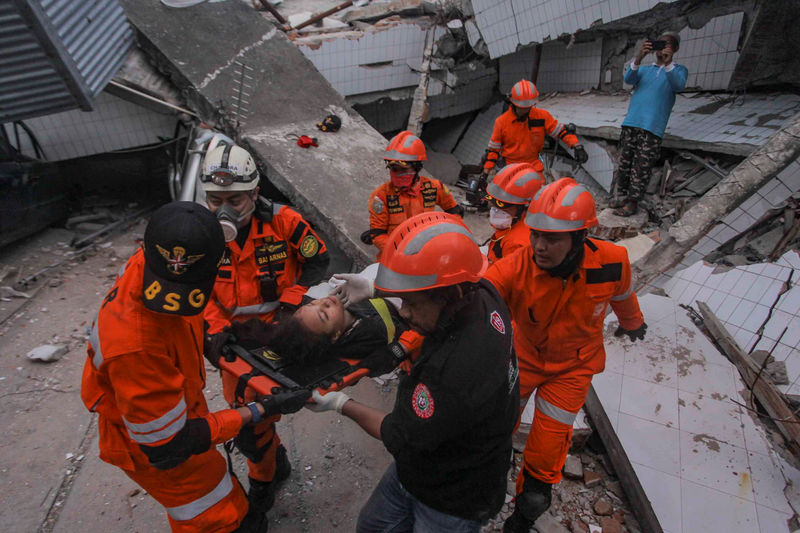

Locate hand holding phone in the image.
[648,39,667,51]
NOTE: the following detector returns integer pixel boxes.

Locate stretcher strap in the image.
[236,371,255,404]
[369,298,396,343]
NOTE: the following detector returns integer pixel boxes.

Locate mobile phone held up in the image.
[648,39,667,51]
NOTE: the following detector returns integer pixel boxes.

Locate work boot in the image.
[234,506,269,533]
[503,475,552,533]
[248,445,291,512]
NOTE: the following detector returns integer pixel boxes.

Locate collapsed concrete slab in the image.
[121,0,392,267]
[537,92,800,157]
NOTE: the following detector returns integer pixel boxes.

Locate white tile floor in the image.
[596,293,800,532]
[660,251,800,396]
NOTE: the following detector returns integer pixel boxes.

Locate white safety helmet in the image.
[200,144,260,192]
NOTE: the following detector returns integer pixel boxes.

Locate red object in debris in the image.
[297,135,318,148]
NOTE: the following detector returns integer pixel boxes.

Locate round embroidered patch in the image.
[412,383,435,419]
[300,235,319,258]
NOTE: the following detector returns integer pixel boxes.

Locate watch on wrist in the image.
[389,342,407,364]
[246,401,262,424]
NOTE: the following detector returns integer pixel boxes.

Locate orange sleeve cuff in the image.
[207,409,244,445]
[611,293,645,331]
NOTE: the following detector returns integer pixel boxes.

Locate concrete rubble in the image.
[26,344,69,363]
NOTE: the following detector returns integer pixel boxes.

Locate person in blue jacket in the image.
[613,32,688,216]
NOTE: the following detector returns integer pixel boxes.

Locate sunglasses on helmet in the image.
[385,160,414,171]
[485,194,506,208]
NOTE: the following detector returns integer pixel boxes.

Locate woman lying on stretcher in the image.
[225,295,421,375]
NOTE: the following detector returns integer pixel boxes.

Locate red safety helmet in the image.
[374,212,487,293]
[509,79,539,107]
[486,163,544,207]
[383,130,427,162]
[525,177,598,232]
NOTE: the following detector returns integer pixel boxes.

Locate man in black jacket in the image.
[309,212,520,531]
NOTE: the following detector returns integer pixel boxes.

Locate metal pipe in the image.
[256,0,287,25]
[290,1,353,32]
[179,152,202,202]
[107,80,198,117]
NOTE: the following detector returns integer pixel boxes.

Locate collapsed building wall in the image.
[121,0,392,267]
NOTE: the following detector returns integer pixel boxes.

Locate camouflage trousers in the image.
[614,126,662,201]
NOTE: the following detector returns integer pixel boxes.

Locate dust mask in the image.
[489,207,513,229]
[216,203,254,242]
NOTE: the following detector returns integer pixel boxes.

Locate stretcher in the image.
[218,343,371,399]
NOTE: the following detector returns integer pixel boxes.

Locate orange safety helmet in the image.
[374,212,487,292]
[486,163,544,206]
[383,130,427,162]
[525,177,598,232]
[509,79,539,107]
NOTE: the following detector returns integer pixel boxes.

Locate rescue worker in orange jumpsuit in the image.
[483,178,647,532]
[199,144,329,518]
[363,131,463,259]
[466,80,588,206]
[81,202,310,533]
[485,162,544,263]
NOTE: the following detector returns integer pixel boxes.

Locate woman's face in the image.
[293,296,348,339]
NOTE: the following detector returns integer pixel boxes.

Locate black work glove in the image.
[573,144,588,164]
[258,388,312,415]
[360,229,374,245]
[204,331,236,368]
[614,322,647,342]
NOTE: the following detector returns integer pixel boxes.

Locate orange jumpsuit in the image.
[205,202,328,335]
[205,201,328,483]
[368,176,458,259]
[81,250,248,532]
[484,108,579,172]
[487,218,530,264]
[484,239,643,486]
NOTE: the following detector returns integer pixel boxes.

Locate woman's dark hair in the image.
[228,318,333,366]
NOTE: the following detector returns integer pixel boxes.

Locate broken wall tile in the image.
[537,38,603,94]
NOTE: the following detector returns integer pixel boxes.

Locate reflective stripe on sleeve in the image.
[166,471,234,521]
[611,279,634,301]
[488,141,503,150]
[89,318,103,369]
[124,397,188,444]
[231,301,280,316]
[535,395,577,426]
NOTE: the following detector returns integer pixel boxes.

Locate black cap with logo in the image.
[142,201,225,316]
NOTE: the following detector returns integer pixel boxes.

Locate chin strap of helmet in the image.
[542,230,587,279]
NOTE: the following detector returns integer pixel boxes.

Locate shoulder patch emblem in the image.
[372,196,384,214]
[300,235,319,258]
[412,383,435,419]
[490,310,506,334]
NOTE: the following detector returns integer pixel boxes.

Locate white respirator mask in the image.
[489,207,514,230]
